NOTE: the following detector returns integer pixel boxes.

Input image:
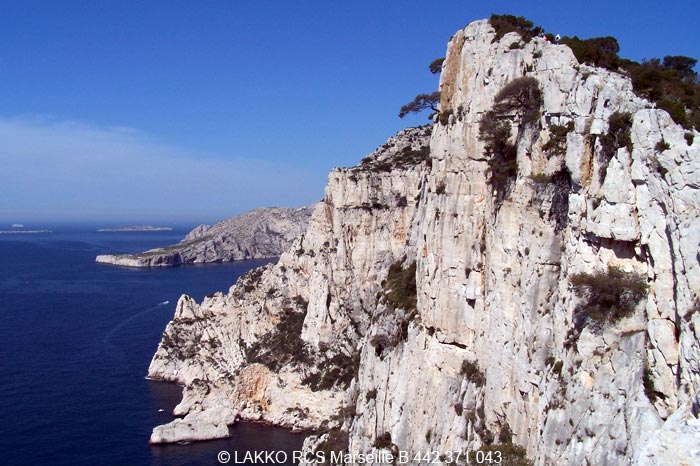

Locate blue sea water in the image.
[0,227,305,466]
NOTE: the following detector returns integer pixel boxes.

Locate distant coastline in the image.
[0,230,52,234]
[97,226,173,232]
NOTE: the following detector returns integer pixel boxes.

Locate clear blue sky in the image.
[1,0,698,224]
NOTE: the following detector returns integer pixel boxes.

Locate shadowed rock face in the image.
[95,206,314,267]
[146,19,700,464]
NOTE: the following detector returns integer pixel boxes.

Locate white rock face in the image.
[635,400,700,466]
[96,206,313,267]
[148,19,699,465]
[148,125,432,435]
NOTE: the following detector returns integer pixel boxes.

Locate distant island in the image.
[97,226,173,232]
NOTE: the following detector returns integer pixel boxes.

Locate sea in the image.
[0,226,305,466]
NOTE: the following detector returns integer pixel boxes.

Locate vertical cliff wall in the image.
[148,19,699,465]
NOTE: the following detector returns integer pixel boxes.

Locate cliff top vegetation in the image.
[489,14,699,130]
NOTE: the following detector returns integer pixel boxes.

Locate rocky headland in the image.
[146,19,699,465]
[96,206,314,267]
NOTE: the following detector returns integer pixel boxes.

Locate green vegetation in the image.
[398,92,440,119]
[244,308,309,370]
[479,108,516,201]
[559,36,622,70]
[498,423,513,444]
[373,432,394,449]
[399,56,445,120]
[491,14,699,130]
[529,173,553,184]
[655,139,671,153]
[370,260,420,355]
[643,363,658,403]
[570,265,648,327]
[685,132,695,145]
[625,57,698,130]
[438,108,454,125]
[240,267,265,292]
[601,111,634,153]
[460,360,486,387]
[363,144,431,172]
[552,360,563,377]
[302,352,359,391]
[489,14,543,43]
[542,121,575,157]
[479,443,533,466]
[384,260,418,311]
[366,389,378,402]
[560,35,699,130]
[479,77,543,205]
[429,57,445,74]
[598,112,633,182]
[314,429,349,459]
[492,77,543,123]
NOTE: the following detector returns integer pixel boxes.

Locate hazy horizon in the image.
[1,1,698,222]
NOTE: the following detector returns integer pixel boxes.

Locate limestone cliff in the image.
[96,206,313,267]
[147,20,699,464]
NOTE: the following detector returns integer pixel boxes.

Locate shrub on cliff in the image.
[373,432,394,450]
[429,57,445,74]
[489,14,543,43]
[597,111,633,181]
[479,443,532,466]
[570,265,648,327]
[314,429,349,458]
[479,77,542,205]
[302,352,359,391]
[643,363,659,403]
[460,360,486,387]
[244,307,310,370]
[384,260,417,312]
[629,57,699,130]
[542,121,574,157]
[605,111,634,151]
[655,139,670,153]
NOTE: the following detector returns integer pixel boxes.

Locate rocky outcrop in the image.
[147,20,699,464]
[149,406,238,444]
[96,206,313,267]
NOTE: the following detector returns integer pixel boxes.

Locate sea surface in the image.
[0,227,305,466]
